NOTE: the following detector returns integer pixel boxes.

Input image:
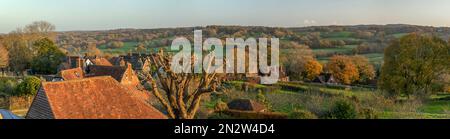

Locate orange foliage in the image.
[327,55,359,84]
[303,59,323,80]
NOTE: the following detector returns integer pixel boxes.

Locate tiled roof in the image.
[89,58,113,66]
[59,67,84,80]
[87,65,127,81]
[27,76,167,119]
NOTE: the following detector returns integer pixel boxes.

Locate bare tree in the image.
[23,21,56,40]
[141,50,222,119]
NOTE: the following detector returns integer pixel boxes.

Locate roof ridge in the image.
[42,76,114,85]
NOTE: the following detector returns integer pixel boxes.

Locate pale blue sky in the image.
[0,0,449,33]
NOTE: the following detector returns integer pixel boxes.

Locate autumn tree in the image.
[1,21,56,74]
[327,55,359,85]
[350,55,376,83]
[85,43,103,57]
[107,41,124,49]
[281,42,316,80]
[379,34,450,98]
[303,59,323,80]
[136,43,147,53]
[141,50,222,119]
[31,38,66,74]
[0,44,9,73]
[2,32,34,74]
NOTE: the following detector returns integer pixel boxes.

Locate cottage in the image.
[85,57,113,66]
[86,64,140,88]
[57,55,85,71]
[58,63,151,101]
[313,73,338,85]
[109,57,126,67]
[227,99,266,112]
[59,67,84,80]
[120,53,151,72]
[26,76,167,119]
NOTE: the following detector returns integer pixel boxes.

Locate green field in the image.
[321,31,353,38]
[98,42,139,54]
[390,33,410,38]
[209,81,450,119]
[313,45,357,55]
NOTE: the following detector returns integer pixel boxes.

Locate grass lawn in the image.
[379,111,450,119]
[213,81,450,119]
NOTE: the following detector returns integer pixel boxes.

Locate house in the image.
[244,66,290,84]
[86,64,141,89]
[57,55,84,71]
[59,67,84,80]
[118,53,151,72]
[109,57,126,67]
[85,57,113,66]
[58,63,150,101]
[313,73,338,85]
[25,76,167,119]
[227,99,266,112]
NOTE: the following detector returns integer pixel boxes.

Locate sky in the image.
[0,0,450,33]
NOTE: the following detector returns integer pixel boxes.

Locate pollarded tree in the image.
[141,50,222,119]
[379,34,450,98]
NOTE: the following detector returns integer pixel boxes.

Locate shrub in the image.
[214,100,228,112]
[324,100,357,119]
[208,112,236,119]
[358,107,378,119]
[288,109,318,119]
[256,91,272,111]
[15,76,41,96]
[223,110,288,119]
[0,78,18,96]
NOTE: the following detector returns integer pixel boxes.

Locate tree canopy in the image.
[379,34,450,98]
[31,38,66,74]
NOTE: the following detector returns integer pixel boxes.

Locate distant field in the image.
[312,45,357,55]
[321,31,353,38]
[390,33,410,38]
[98,41,140,54]
[321,31,364,42]
[362,53,384,67]
[97,41,169,54]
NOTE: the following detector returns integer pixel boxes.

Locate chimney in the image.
[78,57,82,68]
[127,63,132,70]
